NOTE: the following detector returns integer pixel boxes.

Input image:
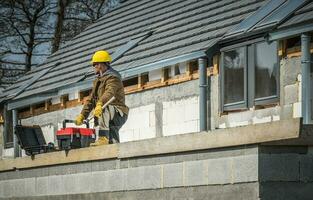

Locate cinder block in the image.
[232,155,258,183]
[139,126,156,140]
[149,110,155,127]
[74,162,92,174]
[179,120,198,134]
[280,104,293,120]
[163,163,184,187]
[35,176,48,196]
[62,174,76,194]
[218,123,226,129]
[284,84,299,105]
[47,175,64,195]
[259,154,299,182]
[6,170,20,180]
[252,116,271,124]
[125,165,162,190]
[24,178,36,197]
[281,57,301,86]
[0,181,3,198]
[73,173,92,194]
[208,157,232,184]
[10,180,24,198]
[90,171,107,193]
[2,180,12,198]
[119,128,130,142]
[229,120,249,128]
[104,168,126,192]
[272,115,280,121]
[0,172,8,181]
[300,155,313,182]
[184,102,199,121]
[91,160,116,172]
[184,160,208,186]
[228,110,254,123]
[293,102,302,118]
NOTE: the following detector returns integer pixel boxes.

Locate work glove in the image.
[94,101,103,118]
[75,114,84,126]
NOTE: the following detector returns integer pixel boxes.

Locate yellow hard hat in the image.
[91,50,112,63]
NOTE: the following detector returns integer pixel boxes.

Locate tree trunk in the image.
[52,0,68,53]
[25,21,35,72]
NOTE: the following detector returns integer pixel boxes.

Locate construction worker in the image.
[74,50,129,145]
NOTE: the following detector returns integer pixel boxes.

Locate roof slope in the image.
[278,1,313,29]
[1,0,269,102]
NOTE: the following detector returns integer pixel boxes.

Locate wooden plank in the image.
[212,55,219,75]
[138,74,148,88]
[44,100,50,111]
[60,95,68,107]
[29,106,34,116]
[0,144,118,171]
[161,68,169,83]
[119,118,300,158]
[278,40,287,57]
[186,61,192,76]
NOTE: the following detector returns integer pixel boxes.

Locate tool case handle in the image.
[62,119,90,129]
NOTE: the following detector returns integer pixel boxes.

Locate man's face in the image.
[93,62,107,75]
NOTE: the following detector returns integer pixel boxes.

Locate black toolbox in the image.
[15,125,54,156]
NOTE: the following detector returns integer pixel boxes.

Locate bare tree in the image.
[60,0,119,47]
[0,0,56,71]
[51,0,69,53]
[0,0,120,89]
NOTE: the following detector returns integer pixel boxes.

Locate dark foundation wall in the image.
[259,145,313,200]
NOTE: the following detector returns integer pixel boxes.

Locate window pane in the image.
[224,47,245,105]
[255,42,278,99]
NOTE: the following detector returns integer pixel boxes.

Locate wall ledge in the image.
[0,118,301,171]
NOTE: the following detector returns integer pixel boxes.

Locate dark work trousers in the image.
[99,111,128,144]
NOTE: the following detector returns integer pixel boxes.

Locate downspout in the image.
[199,57,208,131]
[12,109,20,157]
[301,33,311,124]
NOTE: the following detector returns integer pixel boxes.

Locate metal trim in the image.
[268,22,313,41]
[7,92,58,110]
[120,51,207,78]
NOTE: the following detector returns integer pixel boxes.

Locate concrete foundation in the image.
[0,144,312,200]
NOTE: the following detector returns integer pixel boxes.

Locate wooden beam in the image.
[161,68,169,83]
[60,95,68,107]
[278,40,287,57]
[212,55,219,75]
[44,100,50,111]
[138,74,148,89]
[186,62,192,76]
[29,106,34,116]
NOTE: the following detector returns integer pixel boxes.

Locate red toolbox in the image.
[56,120,95,150]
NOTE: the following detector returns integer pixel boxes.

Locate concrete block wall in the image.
[258,145,313,200]
[1,145,312,199]
[0,80,200,158]
[0,145,261,199]
[119,104,156,142]
[163,96,199,136]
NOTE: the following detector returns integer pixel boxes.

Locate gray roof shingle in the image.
[278,1,313,29]
[1,0,269,103]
